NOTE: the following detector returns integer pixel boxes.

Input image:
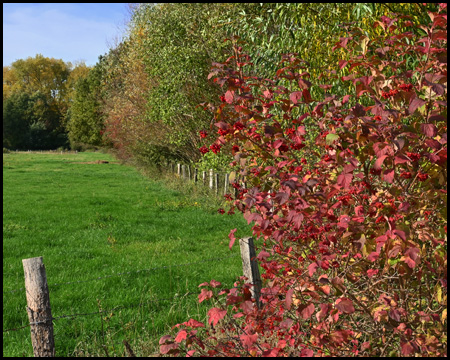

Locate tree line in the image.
[3,3,432,165]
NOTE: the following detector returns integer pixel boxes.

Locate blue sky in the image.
[3,3,130,67]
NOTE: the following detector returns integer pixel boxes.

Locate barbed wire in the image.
[3,253,241,295]
[3,291,198,333]
[3,238,263,335]
[3,281,278,335]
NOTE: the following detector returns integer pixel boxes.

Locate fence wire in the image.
[3,291,198,333]
[3,253,240,295]
[3,237,264,335]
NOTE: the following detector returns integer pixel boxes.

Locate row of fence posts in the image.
[169,162,242,196]
[21,238,261,357]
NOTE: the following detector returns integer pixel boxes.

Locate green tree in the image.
[3,92,34,149]
[3,54,72,149]
[66,63,104,148]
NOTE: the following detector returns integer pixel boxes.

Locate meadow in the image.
[3,151,251,356]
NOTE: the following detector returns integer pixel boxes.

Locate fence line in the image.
[4,238,263,357]
[167,161,247,196]
[4,239,259,295]
[3,253,241,295]
[4,291,198,333]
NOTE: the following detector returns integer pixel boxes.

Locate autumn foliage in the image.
[160,5,447,357]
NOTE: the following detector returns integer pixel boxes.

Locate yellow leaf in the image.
[436,285,443,303]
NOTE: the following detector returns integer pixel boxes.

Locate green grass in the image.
[3,151,251,356]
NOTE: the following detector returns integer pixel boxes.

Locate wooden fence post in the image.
[202,171,206,185]
[177,164,181,177]
[182,165,186,179]
[209,169,214,189]
[215,173,219,195]
[224,173,229,195]
[239,237,262,308]
[22,256,55,357]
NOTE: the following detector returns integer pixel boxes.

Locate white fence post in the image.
[224,173,229,195]
[209,169,214,189]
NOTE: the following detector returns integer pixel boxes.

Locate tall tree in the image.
[3,55,72,149]
[66,62,104,148]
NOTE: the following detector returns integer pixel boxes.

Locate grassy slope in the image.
[3,152,251,356]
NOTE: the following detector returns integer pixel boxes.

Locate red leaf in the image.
[339,60,349,69]
[210,279,222,288]
[215,121,229,130]
[374,155,388,170]
[404,247,420,268]
[308,262,319,277]
[401,341,418,356]
[160,343,179,355]
[300,349,314,357]
[299,302,315,319]
[316,303,331,321]
[290,91,303,104]
[394,155,409,164]
[275,192,289,205]
[181,319,205,328]
[280,318,294,329]
[337,172,353,189]
[263,89,273,99]
[367,269,379,278]
[240,300,253,314]
[393,229,406,241]
[383,169,395,183]
[240,333,258,348]
[420,123,438,138]
[389,308,402,322]
[320,285,331,295]
[228,228,237,250]
[285,288,294,310]
[355,205,364,216]
[207,308,227,326]
[302,89,313,103]
[368,251,379,262]
[175,330,187,343]
[224,90,234,104]
[263,348,280,357]
[159,335,172,345]
[342,94,351,104]
[409,97,426,114]
[335,298,355,314]
[298,78,312,89]
[198,289,213,303]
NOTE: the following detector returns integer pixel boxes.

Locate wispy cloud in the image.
[3,3,129,67]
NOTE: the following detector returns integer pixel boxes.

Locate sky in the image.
[3,3,130,68]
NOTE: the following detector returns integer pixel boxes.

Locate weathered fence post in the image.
[209,169,214,189]
[215,173,219,195]
[188,165,191,181]
[202,171,206,185]
[224,173,229,195]
[177,164,181,177]
[182,165,186,179]
[22,256,55,357]
[239,237,262,308]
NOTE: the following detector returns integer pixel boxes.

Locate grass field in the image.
[3,151,251,356]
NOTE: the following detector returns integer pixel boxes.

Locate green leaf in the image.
[326,133,339,145]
